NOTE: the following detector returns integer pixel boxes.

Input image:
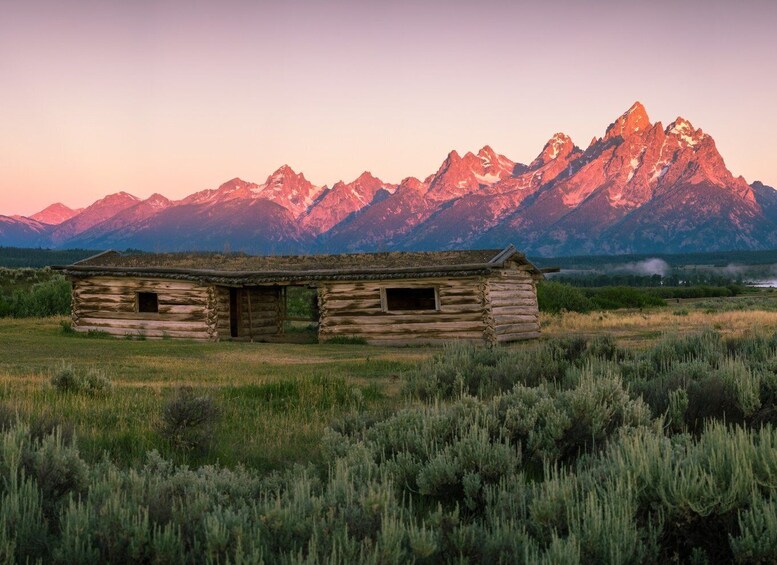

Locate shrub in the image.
[405,338,624,402]
[159,387,221,453]
[5,276,71,318]
[50,363,113,396]
[537,281,593,313]
[21,430,88,522]
[585,286,665,310]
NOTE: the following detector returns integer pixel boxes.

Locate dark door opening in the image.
[229,288,240,338]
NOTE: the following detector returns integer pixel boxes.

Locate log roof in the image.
[54,245,542,284]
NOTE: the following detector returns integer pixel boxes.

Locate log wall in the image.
[317,277,490,346]
[486,264,541,342]
[219,286,284,341]
[71,276,215,340]
[70,270,540,345]
[213,286,282,341]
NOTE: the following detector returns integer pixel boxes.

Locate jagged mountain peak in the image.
[7,103,773,257]
[665,117,706,148]
[353,171,380,183]
[267,164,304,181]
[477,145,496,157]
[398,177,426,192]
[251,165,325,217]
[427,145,516,201]
[605,101,651,140]
[531,133,576,168]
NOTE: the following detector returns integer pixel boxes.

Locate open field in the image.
[2,295,777,470]
[0,317,431,470]
[4,299,777,561]
[542,295,777,344]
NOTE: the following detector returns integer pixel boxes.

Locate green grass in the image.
[0,317,431,471]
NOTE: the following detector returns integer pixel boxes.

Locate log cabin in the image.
[54,245,543,345]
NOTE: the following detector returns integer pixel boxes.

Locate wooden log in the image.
[494,322,540,335]
[75,303,136,314]
[320,299,383,310]
[72,292,136,302]
[492,314,539,325]
[320,303,484,318]
[157,305,208,315]
[488,288,535,299]
[479,277,496,344]
[247,288,253,342]
[491,304,538,315]
[74,326,211,340]
[496,331,542,342]
[319,323,486,336]
[320,312,486,327]
[347,337,488,346]
[74,311,206,322]
[77,278,204,291]
[206,285,217,341]
[77,318,208,332]
[489,282,533,292]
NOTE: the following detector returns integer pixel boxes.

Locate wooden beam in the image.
[246,288,254,342]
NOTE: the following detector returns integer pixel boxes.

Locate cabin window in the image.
[383,287,439,312]
[137,292,159,313]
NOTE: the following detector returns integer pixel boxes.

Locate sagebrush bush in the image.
[408,330,777,442]
[405,337,627,401]
[159,387,221,453]
[3,419,777,562]
[50,363,113,396]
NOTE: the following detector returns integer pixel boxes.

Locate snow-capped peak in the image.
[666,117,703,147]
[531,133,575,168]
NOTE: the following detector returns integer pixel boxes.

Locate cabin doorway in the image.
[279,285,319,343]
[229,288,240,338]
[219,285,319,343]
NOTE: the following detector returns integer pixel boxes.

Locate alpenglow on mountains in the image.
[3,102,777,257]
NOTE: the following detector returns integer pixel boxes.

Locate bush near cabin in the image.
[0,268,71,318]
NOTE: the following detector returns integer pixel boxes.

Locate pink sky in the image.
[1,0,776,216]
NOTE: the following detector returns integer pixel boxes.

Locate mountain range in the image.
[3,102,776,257]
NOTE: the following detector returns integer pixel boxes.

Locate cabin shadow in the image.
[221,285,319,344]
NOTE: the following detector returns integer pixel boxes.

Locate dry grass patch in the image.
[541,307,777,343]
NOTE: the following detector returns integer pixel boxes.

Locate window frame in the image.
[380,286,440,313]
[136,291,159,314]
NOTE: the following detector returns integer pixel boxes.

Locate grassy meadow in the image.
[5,261,777,561]
[0,316,428,471]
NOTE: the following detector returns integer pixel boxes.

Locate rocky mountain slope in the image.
[7,103,777,257]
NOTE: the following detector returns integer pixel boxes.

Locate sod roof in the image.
[55,245,541,283]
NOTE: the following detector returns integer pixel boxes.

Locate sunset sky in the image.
[1,0,776,216]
